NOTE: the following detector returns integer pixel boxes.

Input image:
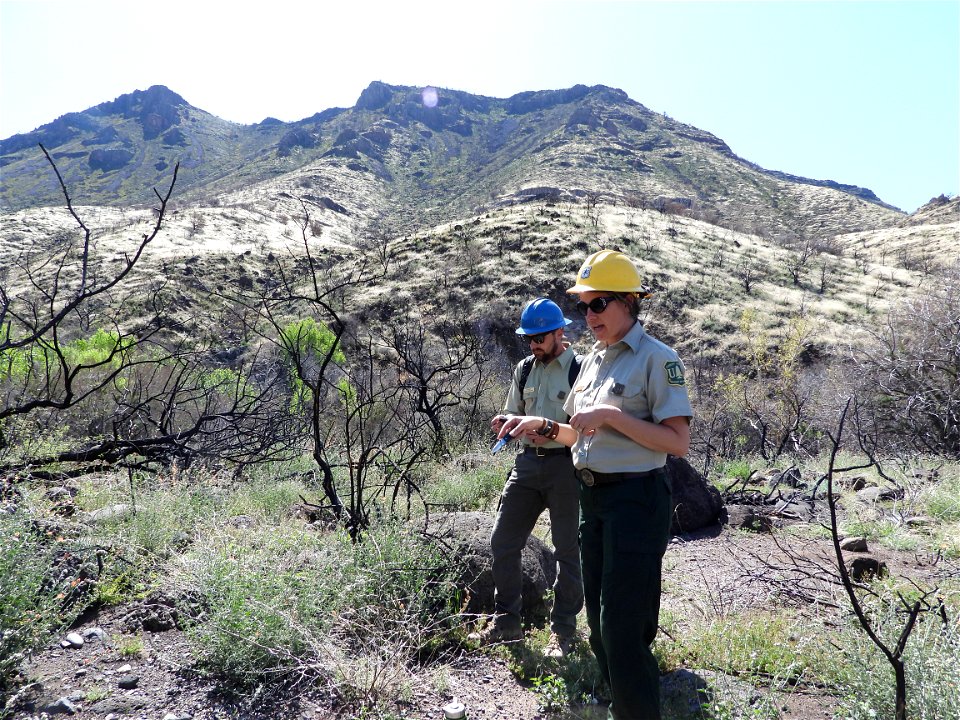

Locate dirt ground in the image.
[9,519,943,720]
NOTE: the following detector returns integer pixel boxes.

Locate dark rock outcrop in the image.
[355,81,396,111]
[427,511,554,622]
[666,456,724,534]
[88,147,133,172]
[94,85,186,140]
[277,128,317,156]
[161,128,187,147]
[82,126,121,146]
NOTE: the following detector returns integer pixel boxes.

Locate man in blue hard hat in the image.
[471,297,584,657]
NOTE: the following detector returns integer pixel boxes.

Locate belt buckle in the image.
[535,446,546,457]
[580,469,595,486]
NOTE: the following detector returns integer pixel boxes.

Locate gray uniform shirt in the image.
[562,322,692,472]
[505,345,579,450]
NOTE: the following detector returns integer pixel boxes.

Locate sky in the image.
[1,0,957,213]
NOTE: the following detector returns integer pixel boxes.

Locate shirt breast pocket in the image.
[522,386,538,412]
[601,379,649,417]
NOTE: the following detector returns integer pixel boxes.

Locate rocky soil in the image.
[12,512,947,720]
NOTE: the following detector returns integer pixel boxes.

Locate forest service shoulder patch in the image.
[664,361,685,386]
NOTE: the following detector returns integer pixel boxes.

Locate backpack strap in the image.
[567,354,583,389]
[520,353,583,395]
[517,355,536,395]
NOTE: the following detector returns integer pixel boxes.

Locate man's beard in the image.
[533,341,560,363]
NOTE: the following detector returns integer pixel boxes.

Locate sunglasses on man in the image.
[575,295,619,315]
[522,332,551,344]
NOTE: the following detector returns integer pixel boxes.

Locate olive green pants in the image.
[490,451,583,636]
[578,469,672,720]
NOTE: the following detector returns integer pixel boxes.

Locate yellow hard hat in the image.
[567,249,650,295]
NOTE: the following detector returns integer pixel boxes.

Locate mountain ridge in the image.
[1,82,912,242]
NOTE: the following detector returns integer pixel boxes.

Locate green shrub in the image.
[714,459,754,483]
[426,455,511,511]
[835,597,960,720]
[0,512,84,691]
[923,470,960,523]
[176,518,462,708]
[429,468,504,511]
[655,611,838,687]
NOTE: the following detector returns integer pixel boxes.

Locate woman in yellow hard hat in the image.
[498,249,692,720]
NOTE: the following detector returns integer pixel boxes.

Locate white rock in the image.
[65,632,84,648]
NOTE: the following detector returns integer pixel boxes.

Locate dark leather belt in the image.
[575,468,660,486]
[523,446,572,457]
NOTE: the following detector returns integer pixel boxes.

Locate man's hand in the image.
[499,415,544,439]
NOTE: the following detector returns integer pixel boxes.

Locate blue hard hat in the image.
[516,297,572,335]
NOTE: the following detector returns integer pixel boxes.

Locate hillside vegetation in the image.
[1,83,958,720]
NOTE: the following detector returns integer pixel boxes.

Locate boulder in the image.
[840,536,868,552]
[722,505,774,533]
[848,556,888,581]
[665,456,724,534]
[837,474,869,491]
[426,511,554,622]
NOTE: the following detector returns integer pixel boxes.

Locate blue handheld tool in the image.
[491,433,513,454]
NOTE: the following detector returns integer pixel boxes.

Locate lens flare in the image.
[421,86,439,108]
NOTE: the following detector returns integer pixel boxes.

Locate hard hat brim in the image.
[515,317,573,335]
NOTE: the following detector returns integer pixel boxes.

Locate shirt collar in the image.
[592,321,646,354]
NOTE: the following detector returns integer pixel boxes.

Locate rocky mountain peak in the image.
[92,85,190,139]
[355,81,398,111]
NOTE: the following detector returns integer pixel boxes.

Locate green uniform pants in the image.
[578,469,672,720]
[491,451,583,636]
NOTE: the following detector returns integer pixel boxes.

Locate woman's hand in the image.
[499,415,578,447]
[568,403,619,436]
[570,405,690,457]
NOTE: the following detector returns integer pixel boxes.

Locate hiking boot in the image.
[542,632,576,658]
[467,622,523,645]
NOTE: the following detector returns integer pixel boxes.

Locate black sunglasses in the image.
[576,296,619,315]
[522,332,550,344]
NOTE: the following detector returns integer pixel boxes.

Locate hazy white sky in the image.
[1,0,957,212]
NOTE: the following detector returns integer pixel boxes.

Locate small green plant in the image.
[118,635,144,658]
[715,458,753,483]
[84,686,110,702]
[696,682,779,720]
[94,570,139,607]
[495,625,605,712]
[532,673,568,713]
